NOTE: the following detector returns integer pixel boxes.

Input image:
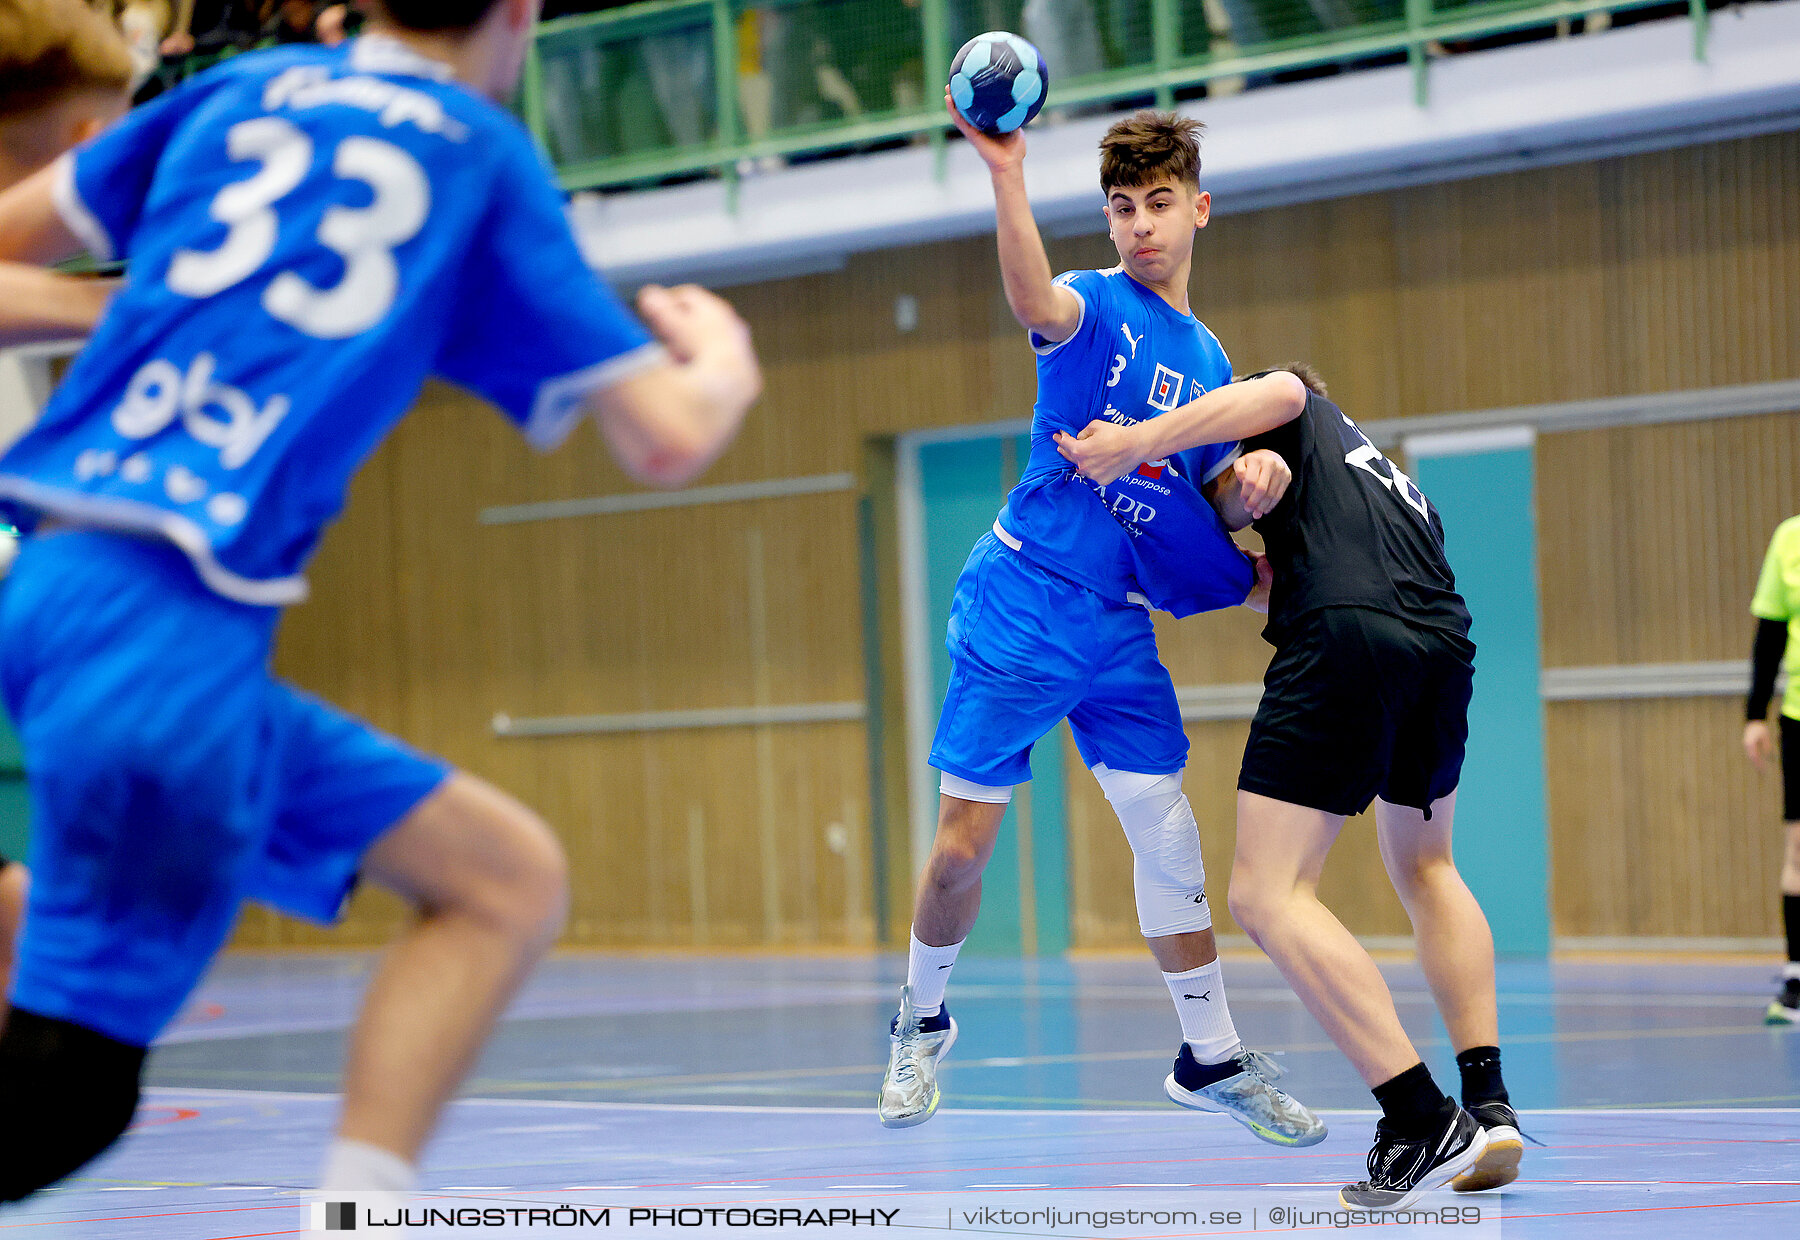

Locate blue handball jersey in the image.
[0,36,659,605]
[999,265,1250,617]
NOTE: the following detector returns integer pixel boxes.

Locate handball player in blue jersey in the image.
[0,0,760,1203]
[877,102,1324,1147]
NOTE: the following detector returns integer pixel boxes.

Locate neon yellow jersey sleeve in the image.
[1753,517,1800,621]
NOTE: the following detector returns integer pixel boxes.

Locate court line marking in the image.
[148,1020,1800,1096]
[153,980,1798,1043]
[138,1088,1800,1119]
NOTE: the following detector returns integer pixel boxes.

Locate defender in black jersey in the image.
[1057,365,1518,1211]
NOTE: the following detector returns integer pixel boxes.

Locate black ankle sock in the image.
[1371,1062,1454,1136]
[1455,1045,1509,1107]
[1785,894,1800,967]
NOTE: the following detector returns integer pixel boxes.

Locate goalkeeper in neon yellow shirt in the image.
[1747,515,1800,1024]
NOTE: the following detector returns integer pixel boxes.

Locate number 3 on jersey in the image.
[166,116,429,340]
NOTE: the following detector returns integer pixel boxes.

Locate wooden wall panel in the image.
[1534,410,1800,941]
[254,129,1800,950]
[1547,697,1787,939]
[1597,136,1800,393]
[236,721,874,948]
[1539,411,1800,668]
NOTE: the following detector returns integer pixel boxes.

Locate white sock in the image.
[320,1138,418,1194]
[314,1140,417,1239]
[907,930,964,1016]
[1785,961,1800,982]
[1164,961,1241,1063]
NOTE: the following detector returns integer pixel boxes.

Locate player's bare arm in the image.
[590,284,763,488]
[947,91,1081,343]
[1204,449,1291,530]
[0,266,115,346]
[0,162,85,266]
[0,166,117,344]
[1055,370,1308,485]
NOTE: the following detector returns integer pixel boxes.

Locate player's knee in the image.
[503,819,569,946]
[460,809,569,947]
[1383,850,1448,901]
[1226,879,1281,944]
[1095,767,1210,934]
[0,1009,146,1202]
[924,836,988,893]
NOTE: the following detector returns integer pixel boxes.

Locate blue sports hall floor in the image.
[0,953,1795,1238]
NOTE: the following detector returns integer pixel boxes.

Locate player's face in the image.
[1104,180,1210,284]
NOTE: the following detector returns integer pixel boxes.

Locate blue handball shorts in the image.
[928,531,1188,788]
[0,532,451,1047]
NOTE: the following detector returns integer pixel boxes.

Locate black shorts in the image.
[1240,606,1474,819]
[1783,715,1799,824]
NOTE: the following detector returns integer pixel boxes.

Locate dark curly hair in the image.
[1276,363,1328,397]
[1098,110,1204,192]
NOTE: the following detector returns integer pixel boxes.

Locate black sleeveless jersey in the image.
[1244,388,1471,640]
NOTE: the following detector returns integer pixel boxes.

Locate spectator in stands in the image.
[1023,0,1104,86]
[259,0,353,45]
[540,0,717,161]
[312,0,351,43]
[102,1,174,89]
[158,0,262,57]
[263,0,319,42]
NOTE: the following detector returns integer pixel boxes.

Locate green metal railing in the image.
[524,0,1713,194]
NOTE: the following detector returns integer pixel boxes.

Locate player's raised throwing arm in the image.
[947,91,1081,343]
[1056,370,1309,486]
[588,283,763,489]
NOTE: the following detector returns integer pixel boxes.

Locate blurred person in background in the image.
[158,0,263,56]
[262,0,331,43]
[105,0,174,89]
[1746,513,1800,1024]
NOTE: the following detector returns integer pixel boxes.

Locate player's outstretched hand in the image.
[638,283,752,365]
[1054,420,1146,486]
[1234,449,1290,519]
[1744,720,1774,773]
[946,88,1025,173]
[598,284,760,488]
[1243,550,1273,614]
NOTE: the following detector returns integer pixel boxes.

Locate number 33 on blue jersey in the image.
[5,39,659,605]
[168,116,429,340]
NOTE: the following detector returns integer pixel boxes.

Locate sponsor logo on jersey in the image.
[1148,363,1186,412]
[112,354,290,471]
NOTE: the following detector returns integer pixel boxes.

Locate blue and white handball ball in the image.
[948,31,1049,135]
